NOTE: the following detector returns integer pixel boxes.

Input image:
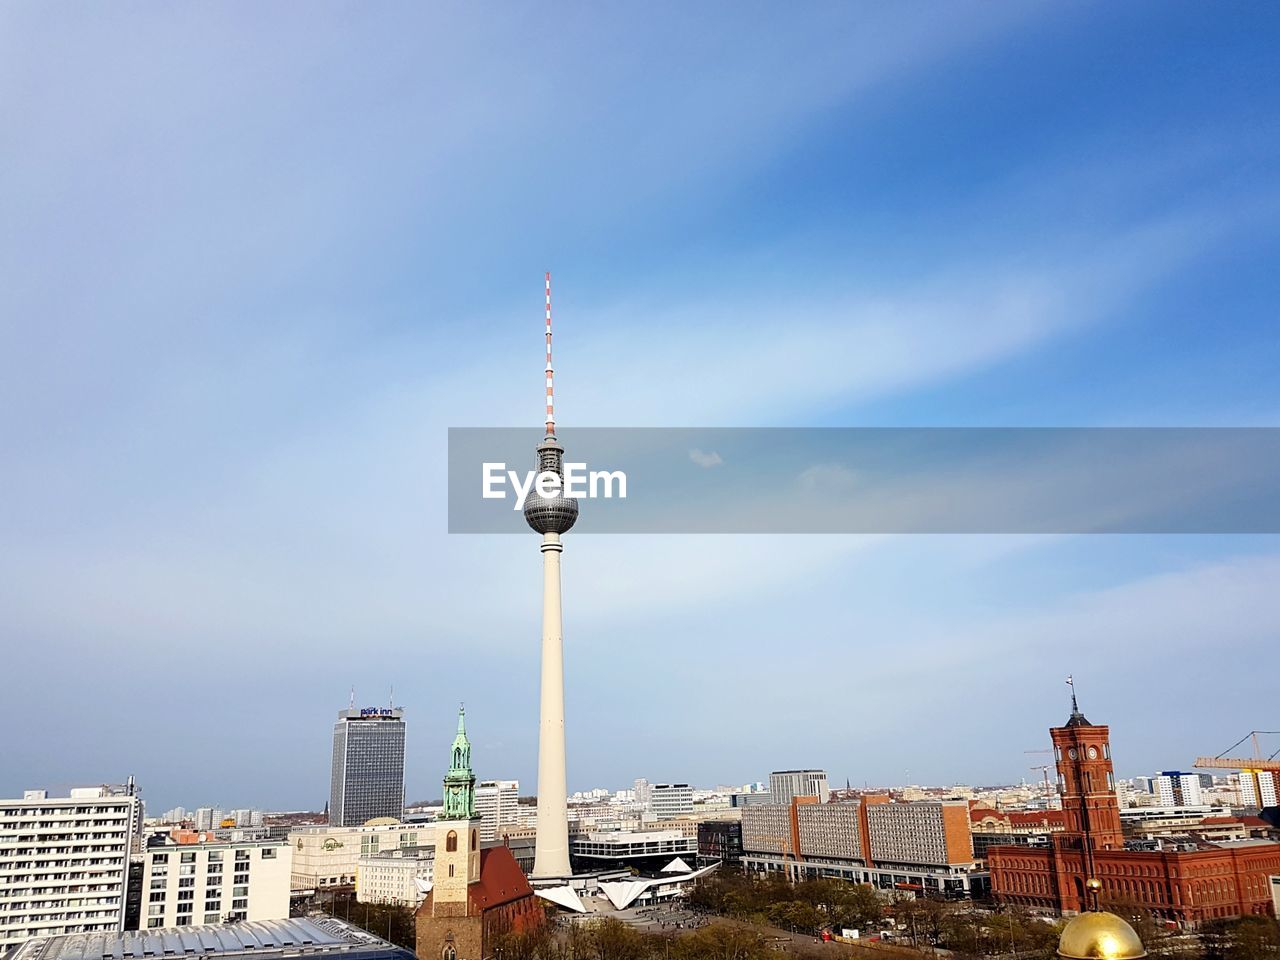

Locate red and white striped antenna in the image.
[544,271,556,436]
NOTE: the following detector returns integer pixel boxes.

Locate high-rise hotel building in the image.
[330,707,406,827]
[0,787,139,952]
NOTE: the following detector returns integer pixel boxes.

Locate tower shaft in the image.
[532,531,570,877]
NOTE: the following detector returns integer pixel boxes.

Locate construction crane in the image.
[1194,730,1280,807]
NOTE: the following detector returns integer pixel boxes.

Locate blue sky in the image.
[2,2,1278,811]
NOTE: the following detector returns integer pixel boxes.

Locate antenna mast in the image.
[544,271,555,437]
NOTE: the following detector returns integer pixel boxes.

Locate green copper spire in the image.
[441,703,476,820]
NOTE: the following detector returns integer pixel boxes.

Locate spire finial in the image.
[457,702,466,733]
[544,271,555,436]
[349,686,355,710]
[1067,674,1079,714]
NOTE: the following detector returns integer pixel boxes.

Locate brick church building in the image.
[989,688,1280,926]
[416,708,544,960]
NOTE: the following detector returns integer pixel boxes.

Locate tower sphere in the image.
[1057,912,1146,960]
[523,435,579,535]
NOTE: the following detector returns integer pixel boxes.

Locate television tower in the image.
[523,272,578,879]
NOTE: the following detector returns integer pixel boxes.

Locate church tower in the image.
[1051,680,1124,854]
[433,705,481,914]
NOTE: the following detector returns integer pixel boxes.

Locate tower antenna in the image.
[544,271,555,437]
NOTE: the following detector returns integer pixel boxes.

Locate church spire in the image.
[441,704,477,819]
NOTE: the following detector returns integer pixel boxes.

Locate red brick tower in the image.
[1051,682,1124,854]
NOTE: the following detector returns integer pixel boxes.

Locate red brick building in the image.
[989,695,1280,925]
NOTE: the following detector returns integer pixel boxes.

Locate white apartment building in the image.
[474,781,519,842]
[0,788,138,953]
[1241,770,1280,808]
[1155,772,1204,807]
[355,849,434,907]
[768,770,829,805]
[289,823,428,891]
[141,840,290,928]
[646,784,693,819]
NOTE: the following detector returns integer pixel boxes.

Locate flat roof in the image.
[9,918,410,960]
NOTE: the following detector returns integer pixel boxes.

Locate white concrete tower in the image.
[522,272,578,879]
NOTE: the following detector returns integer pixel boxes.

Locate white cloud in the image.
[689,448,723,468]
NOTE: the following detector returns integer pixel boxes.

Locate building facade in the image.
[989,695,1280,925]
[330,707,406,828]
[768,771,829,805]
[473,782,518,843]
[0,787,139,952]
[356,850,434,907]
[289,824,427,891]
[1155,773,1204,808]
[742,797,984,898]
[141,839,290,928]
[646,785,693,819]
[697,821,743,868]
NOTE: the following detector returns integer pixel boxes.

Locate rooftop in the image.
[8,918,410,960]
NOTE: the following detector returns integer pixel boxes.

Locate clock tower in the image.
[1050,684,1124,853]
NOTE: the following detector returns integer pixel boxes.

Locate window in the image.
[180,852,196,864]
[208,851,223,862]
[149,892,165,903]
[151,853,169,864]
[262,848,276,859]
[147,918,164,929]
[207,863,222,874]
[147,905,164,916]
[446,831,457,852]
[470,830,477,850]
[204,913,221,924]
[208,875,222,887]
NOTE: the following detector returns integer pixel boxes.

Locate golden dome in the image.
[1058,912,1146,960]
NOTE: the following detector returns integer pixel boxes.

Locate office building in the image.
[289,823,427,891]
[1241,770,1280,809]
[741,796,984,898]
[0,787,139,953]
[8,917,413,960]
[646,784,693,819]
[696,821,743,868]
[329,707,406,828]
[140,839,290,928]
[1155,772,1204,807]
[473,781,519,842]
[768,770,829,805]
[356,849,434,907]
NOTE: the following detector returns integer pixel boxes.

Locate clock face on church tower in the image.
[1088,746,1099,759]
[1068,748,1078,760]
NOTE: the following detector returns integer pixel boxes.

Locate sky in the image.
[1,2,1279,812]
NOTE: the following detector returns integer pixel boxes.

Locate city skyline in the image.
[3,2,1280,810]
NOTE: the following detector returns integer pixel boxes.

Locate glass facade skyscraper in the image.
[329,707,406,827]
